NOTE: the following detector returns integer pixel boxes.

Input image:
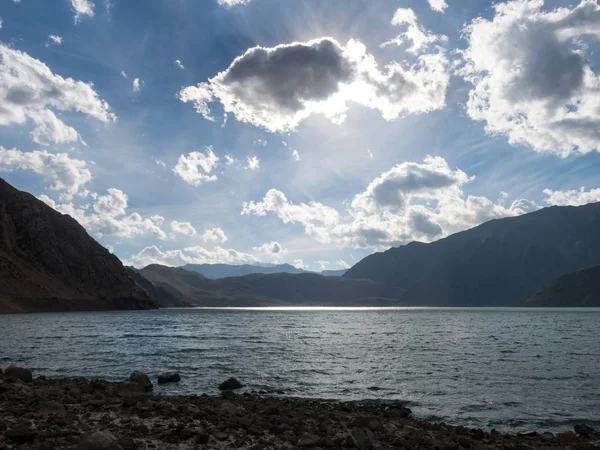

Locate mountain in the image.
[345,202,600,306]
[140,264,406,307]
[525,265,600,307]
[0,178,156,314]
[126,267,192,308]
[183,263,346,279]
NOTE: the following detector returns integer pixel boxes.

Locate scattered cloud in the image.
[180,36,449,132]
[132,78,141,92]
[202,227,228,243]
[170,220,197,236]
[46,35,63,46]
[121,71,127,78]
[460,0,600,156]
[543,187,600,206]
[381,8,447,54]
[366,149,374,160]
[428,0,448,13]
[71,0,95,23]
[173,147,219,186]
[336,259,350,269]
[40,188,168,240]
[247,156,260,170]
[0,147,91,196]
[253,241,285,254]
[217,0,251,6]
[291,149,300,161]
[130,244,257,268]
[174,60,185,70]
[224,154,235,165]
[0,44,114,144]
[243,157,540,248]
[293,259,306,269]
[154,158,166,168]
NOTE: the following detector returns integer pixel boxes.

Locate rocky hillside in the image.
[140,264,406,307]
[526,265,600,307]
[345,202,600,306]
[0,178,156,313]
[183,263,346,279]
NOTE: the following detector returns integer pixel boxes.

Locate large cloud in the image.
[180,37,449,132]
[0,147,91,196]
[243,157,539,248]
[40,189,168,240]
[170,221,197,237]
[543,187,600,206]
[460,0,600,156]
[0,44,113,144]
[130,245,257,268]
[173,147,219,186]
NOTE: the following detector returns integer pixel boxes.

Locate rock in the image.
[297,433,321,447]
[349,429,372,449]
[562,431,577,442]
[219,377,244,390]
[574,423,595,437]
[115,382,146,396]
[196,432,210,444]
[129,371,153,391]
[118,436,137,449]
[4,366,33,382]
[157,372,181,384]
[38,401,66,414]
[222,390,237,400]
[458,436,472,448]
[213,431,229,441]
[80,431,119,450]
[5,423,36,443]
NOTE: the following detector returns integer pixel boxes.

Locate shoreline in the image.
[1,369,599,449]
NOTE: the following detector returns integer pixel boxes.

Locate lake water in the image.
[1,307,599,433]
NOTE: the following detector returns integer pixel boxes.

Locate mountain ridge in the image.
[182,263,346,279]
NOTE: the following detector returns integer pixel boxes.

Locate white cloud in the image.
[336,259,350,269]
[202,227,228,243]
[71,0,95,23]
[366,149,374,160]
[291,149,300,161]
[132,78,141,92]
[243,157,540,248]
[217,0,251,6]
[225,154,235,165]
[121,71,127,79]
[174,60,185,70]
[0,147,91,196]
[247,156,260,170]
[41,188,168,241]
[428,0,448,13]
[154,158,166,168]
[253,241,285,254]
[0,44,114,144]
[180,37,449,132]
[317,260,330,271]
[0,18,3,29]
[543,187,600,206]
[170,220,197,236]
[173,147,219,186]
[381,8,447,54]
[130,244,257,268]
[46,35,63,46]
[293,259,306,269]
[460,0,600,156]
[28,109,81,145]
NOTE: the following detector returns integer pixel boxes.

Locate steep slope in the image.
[140,265,406,307]
[183,263,346,278]
[345,202,600,306]
[0,178,156,313]
[525,265,600,307]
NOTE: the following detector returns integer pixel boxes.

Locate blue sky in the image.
[1,0,600,270]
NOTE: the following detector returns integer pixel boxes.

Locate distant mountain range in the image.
[2,176,600,313]
[525,265,600,307]
[182,263,346,279]
[0,178,156,313]
[345,202,600,306]
[140,264,405,307]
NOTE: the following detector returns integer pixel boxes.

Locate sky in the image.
[1,0,600,271]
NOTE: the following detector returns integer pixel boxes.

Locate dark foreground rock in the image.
[218,377,243,390]
[158,372,181,384]
[0,373,598,449]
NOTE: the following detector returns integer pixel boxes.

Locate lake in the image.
[1,307,599,433]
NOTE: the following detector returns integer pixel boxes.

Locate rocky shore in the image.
[1,368,599,449]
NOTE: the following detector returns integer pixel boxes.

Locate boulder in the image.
[574,424,596,437]
[129,371,153,391]
[157,372,181,384]
[218,377,243,390]
[297,433,321,447]
[80,431,119,449]
[5,366,33,382]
